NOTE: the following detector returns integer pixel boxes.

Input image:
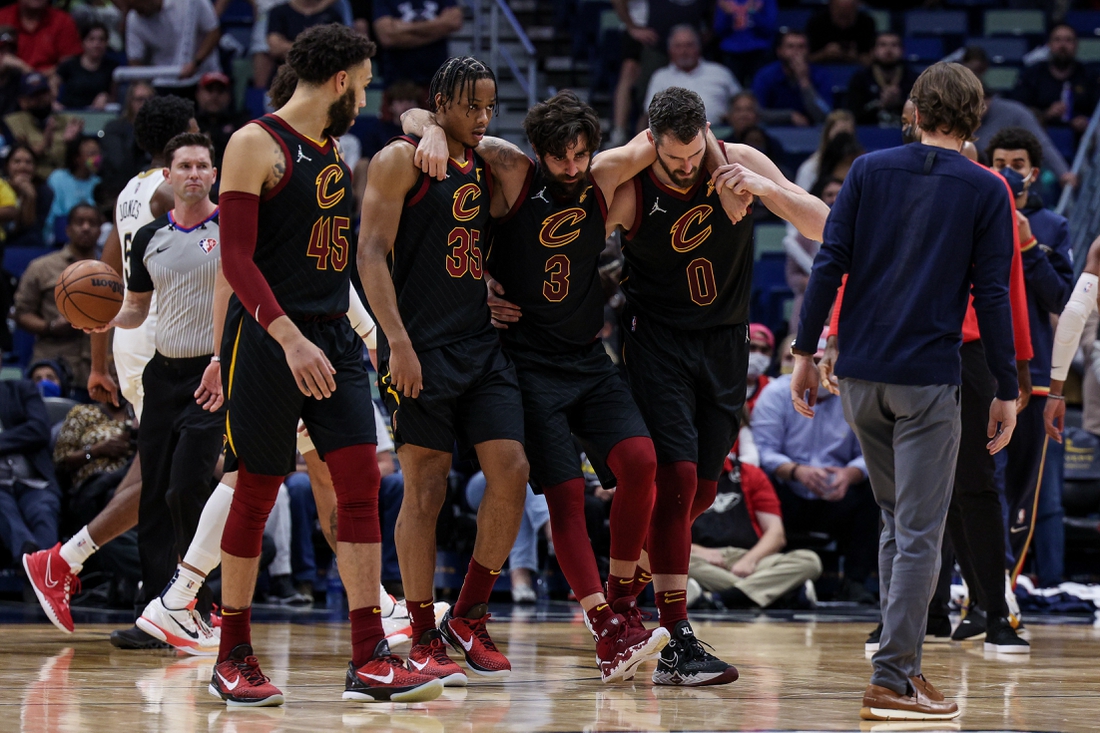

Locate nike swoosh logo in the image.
[409,658,428,671]
[359,669,394,684]
[171,615,199,639]
[456,631,475,652]
[1010,526,1027,534]
[45,556,58,588]
[419,602,434,608]
[217,671,239,691]
[618,578,633,585]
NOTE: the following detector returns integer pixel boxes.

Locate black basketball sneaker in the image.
[651,620,739,686]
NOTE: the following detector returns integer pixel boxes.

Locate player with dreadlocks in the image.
[359,56,529,684]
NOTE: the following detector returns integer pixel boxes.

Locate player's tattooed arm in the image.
[590,130,656,204]
[270,143,286,191]
[358,143,426,398]
[713,143,830,241]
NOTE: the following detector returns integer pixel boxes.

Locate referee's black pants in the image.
[136,353,225,610]
[944,341,1008,620]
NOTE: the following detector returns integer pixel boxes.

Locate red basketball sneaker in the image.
[407,629,467,686]
[343,639,444,703]
[439,604,510,677]
[209,644,285,707]
[595,613,671,683]
[23,544,80,633]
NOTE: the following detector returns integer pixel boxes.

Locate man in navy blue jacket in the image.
[988,129,1074,588]
[791,63,1019,721]
[0,378,60,559]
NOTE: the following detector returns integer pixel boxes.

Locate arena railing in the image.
[1056,103,1100,276]
[470,0,538,112]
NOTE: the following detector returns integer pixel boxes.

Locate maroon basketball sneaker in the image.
[344,639,444,702]
[23,544,80,633]
[209,644,285,707]
[439,604,510,677]
[406,629,467,686]
[594,612,671,683]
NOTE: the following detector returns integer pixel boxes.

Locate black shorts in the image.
[510,341,650,491]
[621,308,748,482]
[222,298,377,476]
[378,330,524,453]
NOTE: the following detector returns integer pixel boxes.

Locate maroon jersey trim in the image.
[498,161,534,224]
[450,150,475,174]
[625,176,643,241]
[405,173,430,208]
[269,113,333,155]
[646,166,706,201]
[251,119,294,202]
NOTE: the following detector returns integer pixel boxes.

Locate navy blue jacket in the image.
[0,379,60,494]
[1021,196,1073,390]
[796,144,1019,400]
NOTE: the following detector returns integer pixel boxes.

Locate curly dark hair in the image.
[428,56,496,113]
[522,90,601,158]
[910,62,984,142]
[133,94,195,157]
[164,132,215,166]
[648,87,706,145]
[64,134,99,173]
[985,126,1042,169]
[286,23,376,86]
[268,63,298,110]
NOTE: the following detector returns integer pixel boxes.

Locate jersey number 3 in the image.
[307,216,351,271]
[543,254,570,302]
[446,226,483,279]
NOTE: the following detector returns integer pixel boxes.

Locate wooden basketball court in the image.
[1,604,1096,732]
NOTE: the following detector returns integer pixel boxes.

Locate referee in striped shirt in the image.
[98,132,225,618]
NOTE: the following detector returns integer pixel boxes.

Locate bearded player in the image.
[605,86,828,685]
[210,24,441,706]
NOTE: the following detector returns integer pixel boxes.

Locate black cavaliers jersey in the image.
[487,164,608,353]
[388,135,495,352]
[251,114,354,318]
[621,166,753,329]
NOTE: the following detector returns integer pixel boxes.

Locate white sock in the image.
[59,526,98,572]
[182,481,235,574]
[161,565,205,610]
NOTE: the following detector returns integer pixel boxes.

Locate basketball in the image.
[54,260,124,330]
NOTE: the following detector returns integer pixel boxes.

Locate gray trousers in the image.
[841,378,961,695]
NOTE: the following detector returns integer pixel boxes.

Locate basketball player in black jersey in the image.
[605,87,829,686]
[358,57,532,684]
[211,24,442,707]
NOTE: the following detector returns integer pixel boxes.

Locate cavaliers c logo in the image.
[315,165,345,209]
[670,205,713,253]
[539,208,586,247]
[452,183,481,222]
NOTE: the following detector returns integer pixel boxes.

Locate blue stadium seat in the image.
[776,9,813,34]
[905,10,968,38]
[751,251,792,335]
[1047,127,1076,165]
[822,64,861,107]
[983,9,1044,38]
[769,126,822,156]
[2,246,52,278]
[968,37,1029,65]
[856,126,903,152]
[220,0,254,24]
[1066,11,1100,38]
[903,36,943,63]
[10,328,33,369]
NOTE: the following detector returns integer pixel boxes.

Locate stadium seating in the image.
[969,36,1028,65]
[982,9,1045,38]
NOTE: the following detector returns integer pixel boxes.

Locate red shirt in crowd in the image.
[0,6,82,72]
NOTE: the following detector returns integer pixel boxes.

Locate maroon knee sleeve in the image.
[606,436,657,563]
[543,478,604,600]
[325,443,382,544]
[691,478,718,523]
[221,463,283,558]
[647,461,698,576]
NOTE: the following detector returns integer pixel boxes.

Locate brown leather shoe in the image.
[909,674,944,702]
[860,682,960,721]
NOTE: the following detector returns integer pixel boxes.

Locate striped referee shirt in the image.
[128,209,220,359]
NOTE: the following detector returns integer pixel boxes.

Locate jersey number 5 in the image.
[543,254,570,302]
[307,216,351,271]
[446,226,483,279]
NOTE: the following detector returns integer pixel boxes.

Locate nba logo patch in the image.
[197,237,218,254]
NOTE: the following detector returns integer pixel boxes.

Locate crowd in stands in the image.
[0,0,1093,615]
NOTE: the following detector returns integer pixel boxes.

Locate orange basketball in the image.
[54,260,124,330]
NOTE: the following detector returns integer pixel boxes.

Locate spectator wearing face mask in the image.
[26,359,67,398]
[745,323,773,415]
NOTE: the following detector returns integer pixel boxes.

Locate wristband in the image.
[1019,236,1038,252]
[210,355,221,363]
[1047,393,1065,401]
[790,463,800,482]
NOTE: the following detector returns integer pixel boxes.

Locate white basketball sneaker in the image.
[136,596,220,656]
